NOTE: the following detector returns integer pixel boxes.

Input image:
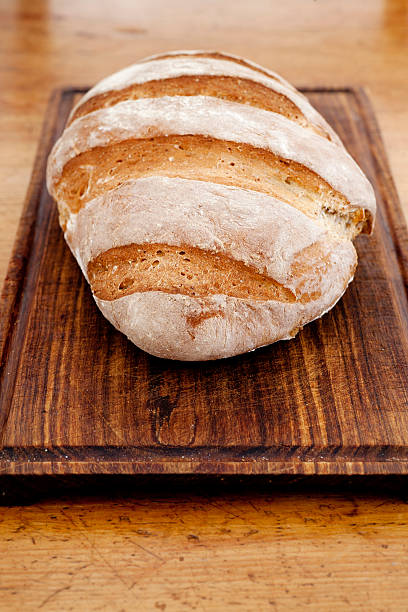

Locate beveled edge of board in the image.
[0,89,70,436]
[1,86,408,476]
[3,462,408,476]
[2,444,408,475]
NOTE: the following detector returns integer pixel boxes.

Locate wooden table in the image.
[1,1,408,609]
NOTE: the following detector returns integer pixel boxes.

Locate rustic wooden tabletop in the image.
[1,1,408,609]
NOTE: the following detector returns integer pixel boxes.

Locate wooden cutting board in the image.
[1,87,408,476]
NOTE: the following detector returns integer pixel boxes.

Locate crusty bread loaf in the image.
[47,50,376,361]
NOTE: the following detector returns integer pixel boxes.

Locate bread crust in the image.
[68,56,338,142]
[139,50,296,87]
[47,96,375,230]
[64,177,357,359]
[87,242,299,303]
[52,135,354,232]
[65,177,352,288]
[46,52,375,361]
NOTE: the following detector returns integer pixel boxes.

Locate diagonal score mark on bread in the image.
[66,176,357,310]
[88,243,298,302]
[48,96,375,240]
[68,54,336,142]
[53,135,368,239]
[47,52,376,360]
[87,241,336,304]
[69,75,322,135]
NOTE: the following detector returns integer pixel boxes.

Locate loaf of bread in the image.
[47,50,376,361]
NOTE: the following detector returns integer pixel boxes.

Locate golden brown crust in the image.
[48,95,375,237]
[69,74,325,137]
[87,243,298,303]
[45,51,376,360]
[87,238,337,306]
[54,134,359,235]
[64,174,359,361]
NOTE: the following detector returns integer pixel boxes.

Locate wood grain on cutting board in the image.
[0,88,407,476]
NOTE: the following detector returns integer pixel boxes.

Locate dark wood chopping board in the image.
[1,87,408,476]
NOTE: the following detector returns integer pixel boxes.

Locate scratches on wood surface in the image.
[0,490,408,610]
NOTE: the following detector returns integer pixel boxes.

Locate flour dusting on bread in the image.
[47,51,376,360]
